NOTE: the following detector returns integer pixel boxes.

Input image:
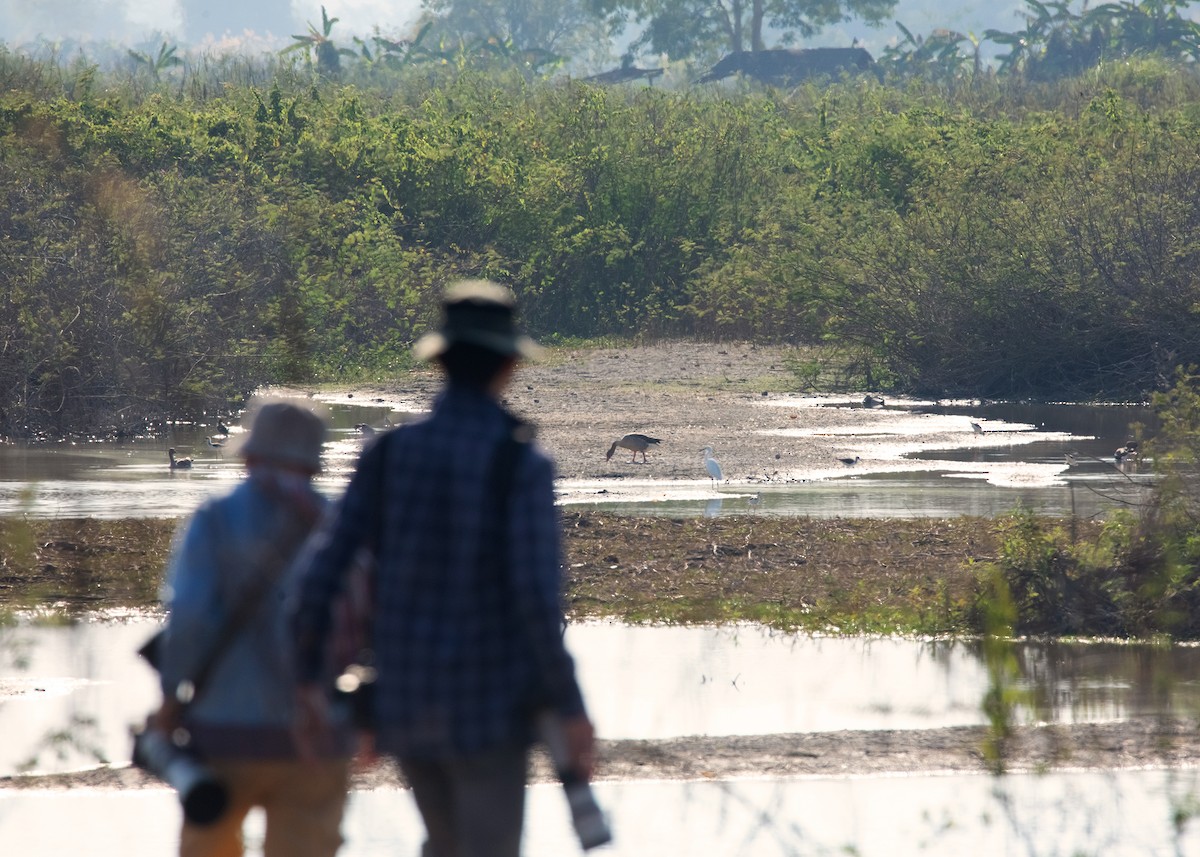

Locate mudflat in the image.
[2,341,1181,790]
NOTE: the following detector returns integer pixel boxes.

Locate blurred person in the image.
[292,280,596,857]
[155,400,353,857]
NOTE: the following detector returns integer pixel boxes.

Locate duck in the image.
[168,448,193,470]
[837,455,861,466]
[1115,441,1139,463]
[606,433,661,463]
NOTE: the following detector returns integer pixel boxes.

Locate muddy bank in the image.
[5,718,1198,792]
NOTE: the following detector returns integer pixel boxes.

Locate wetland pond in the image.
[3,394,1193,856]
[0,397,1155,520]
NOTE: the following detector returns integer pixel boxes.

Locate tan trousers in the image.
[179,757,350,857]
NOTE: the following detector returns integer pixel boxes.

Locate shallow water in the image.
[4,618,1200,778]
[0,399,1154,519]
[3,768,1199,856]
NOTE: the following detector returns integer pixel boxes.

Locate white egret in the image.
[702,446,723,484]
[606,433,661,463]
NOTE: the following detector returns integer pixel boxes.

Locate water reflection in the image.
[3,769,1198,856]
[5,619,1200,777]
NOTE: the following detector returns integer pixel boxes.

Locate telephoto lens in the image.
[537,712,612,850]
[132,727,229,826]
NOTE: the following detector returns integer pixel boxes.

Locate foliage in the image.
[6,46,1200,434]
[974,373,1200,641]
[420,0,615,73]
[611,0,897,60]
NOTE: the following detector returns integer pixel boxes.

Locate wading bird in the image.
[1115,441,1139,463]
[702,446,724,484]
[606,433,661,463]
[168,448,193,470]
[206,436,226,449]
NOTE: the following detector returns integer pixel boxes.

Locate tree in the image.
[613,0,896,62]
[419,0,620,70]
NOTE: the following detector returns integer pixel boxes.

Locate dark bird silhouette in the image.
[862,395,885,408]
[206,436,226,449]
[168,448,193,470]
[214,421,230,437]
[970,421,984,435]
[355,423,377,437]
[606,433,662,463]
[837,455,860,466]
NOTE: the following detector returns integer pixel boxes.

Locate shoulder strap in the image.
[171,486,317,705]
[481,419,534,566]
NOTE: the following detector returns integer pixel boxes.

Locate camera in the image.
[132,725,229,826]
[537,712,612,850]
[332,660,378,729]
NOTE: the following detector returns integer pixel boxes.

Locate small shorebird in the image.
[168,448,193,470]
[606,433,661,463]
[702,446,724,484]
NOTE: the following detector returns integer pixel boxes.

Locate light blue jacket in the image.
[158,472,346,758]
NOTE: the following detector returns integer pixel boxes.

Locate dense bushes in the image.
[4,54,1200,435]
[976,372,1200,640]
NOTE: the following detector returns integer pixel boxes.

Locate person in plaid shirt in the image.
[292,280,595,857]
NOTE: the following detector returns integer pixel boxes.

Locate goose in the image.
[702,446,724,484]
[168,448,193,470]
[606,433,661,463]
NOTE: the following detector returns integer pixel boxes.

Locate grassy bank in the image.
[0,513,1080,635]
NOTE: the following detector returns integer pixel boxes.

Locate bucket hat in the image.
[413,280,543,362]
[237,400,328,473]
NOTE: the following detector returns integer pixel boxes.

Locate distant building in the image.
[697,47,880,86]
[180,0,296,43]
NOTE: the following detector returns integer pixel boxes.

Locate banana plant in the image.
[127,42,183,80]
[282,5,357,75]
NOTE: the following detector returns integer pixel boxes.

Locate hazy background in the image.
[0,0,1031,62]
